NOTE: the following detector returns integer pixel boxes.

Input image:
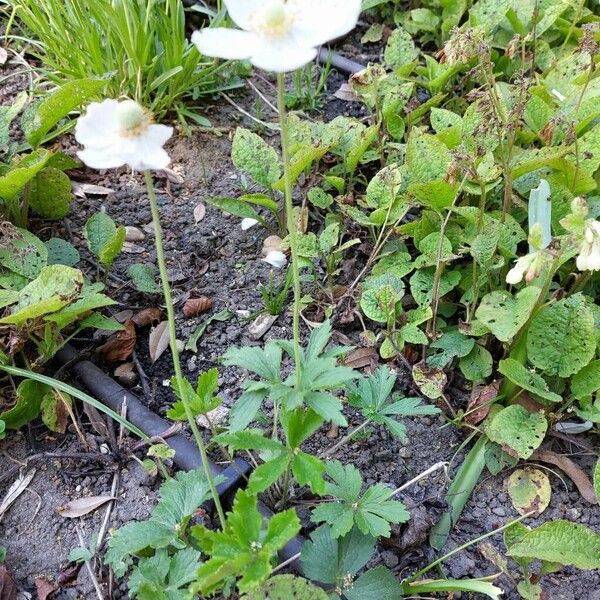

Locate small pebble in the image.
[125,226,145,242]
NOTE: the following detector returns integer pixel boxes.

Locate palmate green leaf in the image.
[106,469,217,577]
[214,430,285,454]
[292,451,327,495]
[507,521,600,570]
[232,127,281,189]
[498,359,562,404]
[223,342,282,382]
[527,294,596,378]
[475,287,539,343]
[192,490,300,595]
[312,461,409,538]
[304,391,346,426]
[0,265,84,325]
[247,453,290,495]
[485,405,547,459]
[128,547,200,600]
[22,78,106,147]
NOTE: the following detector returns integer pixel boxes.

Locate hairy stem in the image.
[144,170,225,528]
[277,73,303,389]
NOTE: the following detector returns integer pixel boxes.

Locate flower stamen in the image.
[253,1,295,40]
[116,99,153,138]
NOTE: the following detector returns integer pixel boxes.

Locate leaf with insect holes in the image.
[0,222,48,279]
[84,212,124,271]
[507,468,551,516]
[240,575,328,600]
[527,294,596,378]
[476,287,539,343]
[384,27,419,69]
[192,490,300,595]
[106,469,221,577]
[0,90,27,148]
[485,405,547,459]
[311,460,409,538]
[167,369,222,421]
[232,128,281,189]
[572,361,600,400]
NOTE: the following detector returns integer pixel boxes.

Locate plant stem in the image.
[320,419,372,458]
[277,73,303,389]
[144,170,225,528]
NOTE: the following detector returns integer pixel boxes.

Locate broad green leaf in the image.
[405,130,451,183]
[571,361,600,400]
[0,380,49,429]
[475,287,539,343]
[0,91,27,148]
[45,285,115,330]
[45,238,80,267]
[0,149,51,199]
[232,127,281,189]
[0,265,83,325]
[247,453,290,495]
[459,344,493,381]
[428,328,474,369]
[485,405,547,459]
[240,575,328,600]
[291,451,326,495]
[84,212,124,269]
[507,468,551,516]
[22,78,106,147]
[29,168,72,219]
[0,222,47,279]
[384,27,419,69]
[527,294,596,377]
[365,165,403,210]
[346,566,403,600]
[0,289,18,310]
[409,268,460,306]
[498,358,562,404]
[128,263,161,294]
[507,521,600,570]
[409,180,457,211]
[307,187,334,209]
[594,458,600,504]
[470,0,511,32]
[206,196,263,222]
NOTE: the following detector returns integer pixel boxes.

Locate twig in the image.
[132,352,153,403]
[96,471,120,554]
[76,525,105,600]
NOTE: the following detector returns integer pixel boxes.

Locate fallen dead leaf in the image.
[57,563,82,587]
[530,449,598,505]
[34,577,56,600]
[82,403,110,440]
[0,469,36,521]
[57,495,116,518]
[131,307,163,327]
[193,203,206,223]
[344,347,379,372]
[112,309,134,323]
[183,296,213,319]
[334,83,361,102]
[114,362,135,378]
[465,380,500,425]
[0,565,17,600]
[156,167,184,184]
[149,321,170,363]
[96,320,136,362]
[72,182,114,198]
[0,48,7,66]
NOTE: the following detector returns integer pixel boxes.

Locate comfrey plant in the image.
[75,97,226,526]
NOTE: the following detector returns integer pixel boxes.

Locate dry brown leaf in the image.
[72,182,114,198]
[34,577,56,600]
[131,307,163,327]
[0,469,36,520]
[113,309,134,323]
[344,347,379,372]
[183,296,213,319]
[193,203,206,223]
[57,495,116,518]
[465,380,500,425]
[334,83,361,102]
[82,403,110,440]
[0,565,17,600]
[57,563,82,587]
[95,320,136,362]
[530,449,598,505]
[149,321,170,363]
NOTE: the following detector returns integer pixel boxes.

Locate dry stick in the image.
[272,461,448,574]
[96,471,120,555]
[76,525,105,600]
[320,420,372,458]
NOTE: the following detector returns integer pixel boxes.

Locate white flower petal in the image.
[262,250,287,269]
[77,148,126,170]
[506,264,525,285]
[223,0,265,30]
[241,218,259,230]
[250,37,317,72]
[75,99,120,146]
[119,139,171,171]
[192,28,259,60]
[577,244,590,271]
[289,0,361,48]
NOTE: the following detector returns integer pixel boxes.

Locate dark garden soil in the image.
[1,34,599,600]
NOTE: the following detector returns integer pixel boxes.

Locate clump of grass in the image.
[8,0,238,122]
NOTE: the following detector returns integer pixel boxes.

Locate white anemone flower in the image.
[262,250,287,269]
[577,220,600,272]
[241,218,259,230]
[75,99,173,171]
[192,0,362,73]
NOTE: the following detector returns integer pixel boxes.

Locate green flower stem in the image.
[277,73,303,389]
[144,170,225,528]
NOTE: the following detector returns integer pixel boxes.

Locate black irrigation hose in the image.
[54,344,306,568]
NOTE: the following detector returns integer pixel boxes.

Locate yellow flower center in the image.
[116,100,152,137]
[254,1,294,39]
